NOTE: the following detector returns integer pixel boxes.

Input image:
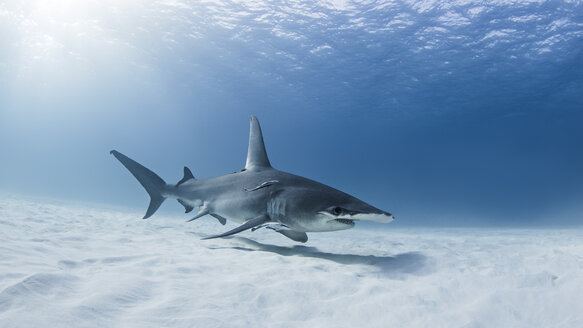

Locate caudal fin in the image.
[110,150,167,219]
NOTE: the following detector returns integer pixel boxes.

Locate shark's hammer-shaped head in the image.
[314,201,394,232]
[316,200,394,230]
[275,183,395,232]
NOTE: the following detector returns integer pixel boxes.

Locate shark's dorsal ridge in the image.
[245,116,271,171]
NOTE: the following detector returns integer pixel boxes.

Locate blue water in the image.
[0,0,581,226]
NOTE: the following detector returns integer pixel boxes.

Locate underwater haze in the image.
[1,0,583,225]
[2,2,583,327]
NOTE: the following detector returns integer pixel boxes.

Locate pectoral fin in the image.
[202,215,270,240]
[263,224,308,243]
[275,230,308,243]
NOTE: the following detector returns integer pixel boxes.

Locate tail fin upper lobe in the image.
[110,150,167,219]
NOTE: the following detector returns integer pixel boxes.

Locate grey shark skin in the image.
[111,116,394,243]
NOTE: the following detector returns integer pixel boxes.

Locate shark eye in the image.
[332,207,343,216]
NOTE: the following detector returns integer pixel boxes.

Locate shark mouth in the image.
[333,218,355,225]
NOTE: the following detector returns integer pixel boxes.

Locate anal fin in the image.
[177,199,194,213]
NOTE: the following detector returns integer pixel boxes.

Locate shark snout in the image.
[351,210,394,223]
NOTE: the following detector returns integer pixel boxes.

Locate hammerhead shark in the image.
[111,116,393,243]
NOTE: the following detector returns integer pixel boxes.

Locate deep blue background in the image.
[1,0,582,226]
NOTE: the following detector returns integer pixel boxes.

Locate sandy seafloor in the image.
[0,197,582,328]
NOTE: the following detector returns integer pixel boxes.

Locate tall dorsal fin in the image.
[245,116,271,171]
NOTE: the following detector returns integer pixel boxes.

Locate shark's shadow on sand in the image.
[209,237,430,277]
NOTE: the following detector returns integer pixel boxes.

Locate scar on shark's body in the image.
[111,116,394,243]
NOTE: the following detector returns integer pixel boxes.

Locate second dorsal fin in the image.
[176,166,195,187]
[244,116,272,171]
